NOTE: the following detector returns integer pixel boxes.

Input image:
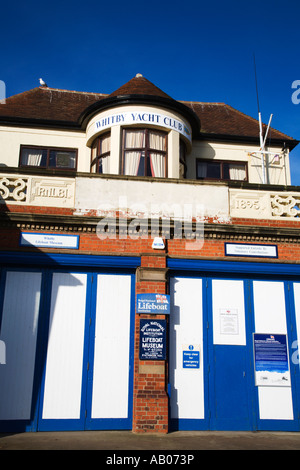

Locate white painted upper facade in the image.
[0,107,292,185]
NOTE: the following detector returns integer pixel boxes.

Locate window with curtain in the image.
[179,140,187,178]
[122,129,167,177]
[196,159,247,182]
[91,133,111,174]
[20,146,77,170]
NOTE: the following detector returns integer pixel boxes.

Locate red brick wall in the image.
[1,206,300,433]
[1,225,300,261]
[132,254,169,433]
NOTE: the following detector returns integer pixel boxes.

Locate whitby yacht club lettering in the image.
[94,111,192,141]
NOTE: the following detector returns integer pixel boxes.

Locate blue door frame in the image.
[206,278,256,431]
[0,252,139,433]
[84,272,136,431]
[168,258,300,432]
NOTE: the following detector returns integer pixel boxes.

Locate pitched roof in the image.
[182,101,294,141]
[108,73,174,100]
[0,87,105,124]
[0,76,297,147]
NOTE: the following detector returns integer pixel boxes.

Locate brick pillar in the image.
[132,253,169,433]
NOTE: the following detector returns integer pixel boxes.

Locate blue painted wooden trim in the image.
[39,417,133,432]
[167,258,300,277]
[85,418,133,431]
[257,419,299,432]
[37,419,86,432]
[0,251,140,269]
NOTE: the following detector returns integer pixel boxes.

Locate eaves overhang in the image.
[196,131,299,151]
[79,93,201,134]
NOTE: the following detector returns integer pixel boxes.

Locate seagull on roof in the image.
[39,78,47,87]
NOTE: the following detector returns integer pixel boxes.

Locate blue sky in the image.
[1,0,300,184]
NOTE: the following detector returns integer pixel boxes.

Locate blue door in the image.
[38,271,135,432]
[0,253,139,433]
[207,278,254,431]
[209,345,252,430]
[168,261,300,432]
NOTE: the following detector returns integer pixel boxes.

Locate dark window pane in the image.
[137,154,145,176]
[223,163,230,180]
[49,150,76,169]
[206,162,221,179]
[197,161,221,179]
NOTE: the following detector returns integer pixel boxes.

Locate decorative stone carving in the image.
[230,189,300,220]
[29,177,75,207]
[0,174,75,208]
[229,190,271,219]
[0,177,28,202]
[271,194,300,218]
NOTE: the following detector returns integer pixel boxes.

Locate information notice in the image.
[253,333,290,386]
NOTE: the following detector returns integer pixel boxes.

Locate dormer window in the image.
[91,132,111,173]
[122,129,167,177]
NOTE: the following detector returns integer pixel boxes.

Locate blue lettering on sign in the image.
[136,293,170,314]
[131,113,161,123]
[94,112,191,142]
[96,114,125,128]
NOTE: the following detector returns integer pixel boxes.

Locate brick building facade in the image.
[0,74,300,433]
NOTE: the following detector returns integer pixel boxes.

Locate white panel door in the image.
[42,273,87,420]
[0,271,42,420]
[253,281,294,421]
[169,277,204,420]
[293,283,300,359]
[212,279,246,345]
[91,274,131,419]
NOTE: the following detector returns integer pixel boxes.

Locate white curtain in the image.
[149,131,166,151]
[197,162,207,178]
[91,145,97,173]
[229,164,246,181]
[101,156,110,173]
[125,130,145,149]
[124,130,145,175]
[150,153,165,177]
[22,149,43,166]
[124,151,141,176]
[101,135,111,154]
[124,130,166,176]
[148,131,166,177]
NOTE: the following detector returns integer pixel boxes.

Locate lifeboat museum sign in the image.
[94,111,192,142]
[139,319,166,360]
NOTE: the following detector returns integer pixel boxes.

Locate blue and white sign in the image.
[225,243,278,258]
[183,345,200,369]
[253,333,290,386]
[94,110,192,143]
[20,232,79,249]
[139,319,166,360]
[136,293,170,314]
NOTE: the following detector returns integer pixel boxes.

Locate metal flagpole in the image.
[254,54,273,184]
[258,112,266,184]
